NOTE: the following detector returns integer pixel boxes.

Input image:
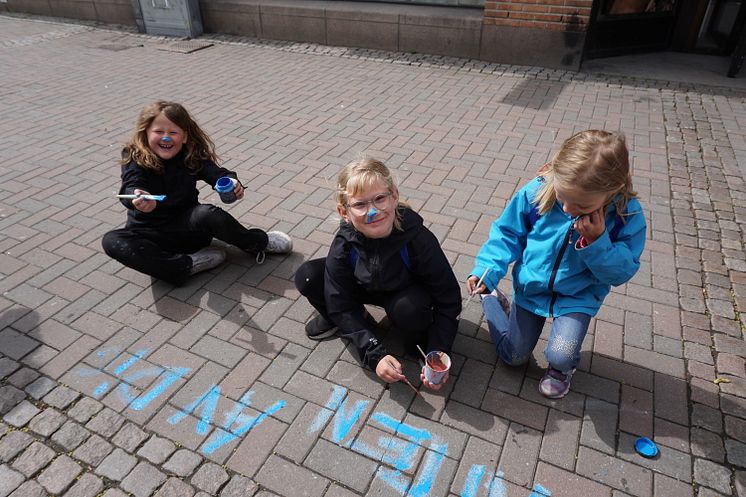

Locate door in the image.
[585,0,680,58]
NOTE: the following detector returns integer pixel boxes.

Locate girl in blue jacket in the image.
[468,130,646,399]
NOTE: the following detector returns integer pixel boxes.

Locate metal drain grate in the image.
[157,40,213,54]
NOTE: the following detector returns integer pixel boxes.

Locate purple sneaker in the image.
[539,367,575,399]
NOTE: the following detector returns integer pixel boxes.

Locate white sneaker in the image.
[188,247,226,275]
[481,287,511,316]
[265,231,292,254]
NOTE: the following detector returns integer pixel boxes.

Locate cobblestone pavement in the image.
[1,13,745,497]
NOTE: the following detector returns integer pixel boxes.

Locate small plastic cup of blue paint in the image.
[215,176,237,204]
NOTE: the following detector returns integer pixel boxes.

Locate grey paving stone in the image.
[8,480,46,497]
[691,427,725,462]
[73,434,113,466]
[42,386,80,409]
[0,431,33,463]
[0,464,24,497]
[112,422,149,453]
[28,408,65,437]
[85,407,125,438]
[95,448,137,482]
[735,470,745,497]
[162,449,202,477]
[120,461,167,497]
[220,475,258,497]
[51,421,91,451]
[0,358,20,381]
[62,472,104,497]
[11,442,55,477]
[101,489,129,497]
[7,368,40,389]
[255,455,328,497]
[67,397,104,424]
[137,435,177,465]
[3,401,40,428]
[693,458,732,495]
[191,462,230,494]
[24,377,56,400]
[37,455,82,494]
[726,438,746,467]
[155,477,195,497]
[305,439,377,493]
[0,386,25,415]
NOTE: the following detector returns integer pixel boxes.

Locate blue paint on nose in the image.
[366,207,378,224]
[162,136,172,142]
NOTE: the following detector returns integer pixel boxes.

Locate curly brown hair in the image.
[121,101,219,173]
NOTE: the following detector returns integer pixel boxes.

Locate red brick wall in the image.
[483,0,593,32]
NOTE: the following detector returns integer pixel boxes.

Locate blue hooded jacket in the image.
[470,177,646,317]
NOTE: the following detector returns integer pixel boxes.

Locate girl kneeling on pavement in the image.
[294,158,462,390]
[468,130,646,399]
[102,101,292,285]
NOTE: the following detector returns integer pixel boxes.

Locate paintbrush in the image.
[386,359,420,396]
[465,267,490,307]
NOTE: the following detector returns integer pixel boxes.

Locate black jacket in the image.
[324,207,461,369]
[118,149,236,228]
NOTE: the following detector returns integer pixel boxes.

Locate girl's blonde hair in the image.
[335,157,409,231]
[121,101,219,173]
[534,130,637,218]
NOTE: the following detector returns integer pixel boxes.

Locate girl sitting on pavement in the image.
[102,101,292,285]
[467,130,646,399]
[294,158,462,390]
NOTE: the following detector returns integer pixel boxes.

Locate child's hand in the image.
[466,276,488,296]
[376,355,406,383]
[132,189,156,213]
[574,207,606,244]
[234,180,245,200]
[420,368,448,391]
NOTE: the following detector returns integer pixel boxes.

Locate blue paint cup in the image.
[215,176,237,204]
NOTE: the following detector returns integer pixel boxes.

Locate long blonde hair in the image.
[534,130,637,218]
[121,101,219,173]
[335,157,409,231]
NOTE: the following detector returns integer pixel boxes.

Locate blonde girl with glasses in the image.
[468,130,646,399]
[294,158,461,390]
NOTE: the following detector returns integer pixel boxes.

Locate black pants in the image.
[102,204,268,285]
[294,258,433,346]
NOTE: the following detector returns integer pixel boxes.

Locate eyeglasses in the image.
[346,192,393,216]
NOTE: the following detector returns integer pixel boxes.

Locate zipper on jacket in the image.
[547,219,576,316]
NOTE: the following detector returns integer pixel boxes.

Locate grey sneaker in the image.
[265,231,292,254]
[188,247,226,275]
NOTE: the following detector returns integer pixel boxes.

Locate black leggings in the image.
[294,258,434,344]
[102,204,268,285]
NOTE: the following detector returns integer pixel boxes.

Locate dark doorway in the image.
[585,0,679,58]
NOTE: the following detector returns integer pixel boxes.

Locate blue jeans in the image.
[482,294,591,372]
